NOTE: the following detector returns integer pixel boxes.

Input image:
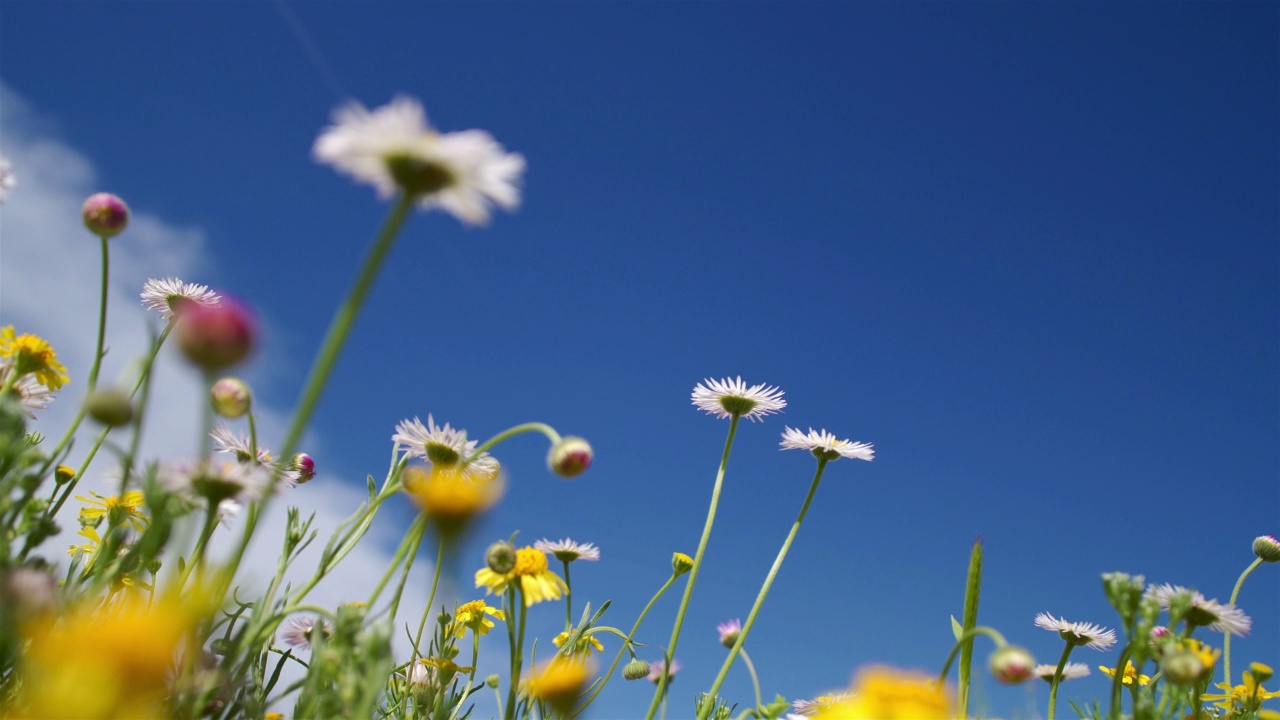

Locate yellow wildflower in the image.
[1202,662,1280,712]
[0,326,70,390]
[1100,661,1152,686]
[820,666,952,719]
[452,599,504,638]
[523,657,592,715]
[403,465,503,538]
[553,630,604,656]
[67,526,103,565]
[475,546,568,607]
[76,490,149,532]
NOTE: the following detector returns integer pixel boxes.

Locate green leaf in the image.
[951,614,964,641]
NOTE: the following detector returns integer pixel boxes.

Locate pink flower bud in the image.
[176,296,256,370]
[547,436,593,478]
[210,377,252,418]
[290,453,316,484]
[81,193,129,237]
[989,646,1036,684]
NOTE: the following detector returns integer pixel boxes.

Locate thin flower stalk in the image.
[958,538,983,720]
[700,456,832,718]
[1223,556,1263,686]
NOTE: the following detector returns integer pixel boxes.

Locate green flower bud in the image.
[623,659,651,681]
[487,540,516,574]
[1160,650,1205,685]
[210,377,252,418]
[1253,535,1280,563]
[672,552,694,576]
[84,388,133,427]
[81,193,129,238]
[485,674,501,689]
[988,645,1036,684]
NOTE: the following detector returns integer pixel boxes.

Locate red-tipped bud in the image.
[989,646,1036,684]
[547,436,592,478]
[81,193,129,237]
[176,296,256,370]
[210,377,252,418]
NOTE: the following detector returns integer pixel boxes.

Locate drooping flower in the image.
[780,427,874,462]
[819,666,952,719]
[534,537,600,563]
[547,436,593,478]
[553,630,604,657]
[475,546,567,607]
[279,615,333,651]
[393,415,499,480]
[692,376,786,422]
[647,658,681,685]
[988,645,1036,684]
[1145,583,1252,637]
[717,619,742,649]
[1100,661,1151,686]
[1254,535,1280,563]
[1033,612,1117,650]
[1034,662,1091,682]
[452,599,504,638]
[313,95,524,226]
[140,277,221,322]
[0,326,70,391]
[75,490,148,532]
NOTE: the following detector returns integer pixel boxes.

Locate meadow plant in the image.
[0,98,1275,720]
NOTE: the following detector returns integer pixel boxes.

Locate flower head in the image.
[647,658,681,684]
[1202,663,1280,712]
[692,376,786,422]
[988,646,1036,684]
[393,415,499,479]
[452,599,504,638]
[404,465,503,538]
[672,552,694,576]
[279,615,333,651]
[1100,661,1151,686]
[140,277,221,322]
[475,546,567,606]
[780,427,874,462]
[1034,612,1117,650]
[162,459,273,507]
[175,296,256,370]
[1,326,70,390]
[1034,663,1091,682]
[75,490,148,532]
[534,537,600,563]
[547,436,593,478]
[821,666,953,719]
[717,619,742,649]
[9,375,55,418]
[523,657,592,714]
[210,423,273,466]
[81,193,129,237]
[210,377,251,418]
[1145,583,1252,636]
[1253,535,1280,563]
[553,630,604,657]
[313,95,524,225]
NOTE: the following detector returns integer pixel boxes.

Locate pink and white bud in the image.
[547,436,593,478]
[176,296,256,370]
[210,377,252,418]
[989,646,1036,684]
[290,453,316,484]
[81,193,130,237]
[1253,535,1280,563]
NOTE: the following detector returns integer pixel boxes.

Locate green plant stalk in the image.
[468,422,562,460]
[646,414,741,720]
[739,648,763,712]
[411,538,447,656]
[504,586,526,720]
[571,571,680,718]
[1223,557,1262,685]
[700,457,830,719]
[937,626,1009,683]
[86,236,110,391]
[387,515,429,622]
[176,503,223,590]
[1047,642,1077,720]
[1107,645,1134,720]
[220,193,415,591]
[367,513,427,609]
[563,559,574,632]
[958,538,983,720]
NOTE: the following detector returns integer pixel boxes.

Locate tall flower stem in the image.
[220,193,414,589]
[86,236,111,391]
[645,414,741,720]
[563,560,574,631]
[411,538,447,656]
[1047,643,1076,720]
[957,538,983,720]
[699,458,829,719]
[739,648,763,711]
[1223,557,1262,685]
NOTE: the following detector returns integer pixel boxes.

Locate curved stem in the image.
[1223,557,1262,685]
[367,513,426,608]
[468,422,562,460]
[1047,643,1076,720]
[700,458,829,718]
[646,415,741,720]
[739,648,762,711]
[937,626,1010,685]
[1108,645,1133,720]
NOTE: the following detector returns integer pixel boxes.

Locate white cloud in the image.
[1,81,448,698]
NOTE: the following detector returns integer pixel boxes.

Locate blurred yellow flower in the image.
[452,599,504,638]
[475,547,568,607]
[403,465,502,538]
[819,666,952,719]
[523,657,592,715]
[1100,661,1151,686]
[0,326,70,390]
[76,490,149,532]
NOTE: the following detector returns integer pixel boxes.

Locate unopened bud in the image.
[81,193,129,238]
[989,645,1036,684]
[176,296,256,370]
[210,377,252,418]
[84,388,133,427]
[1253,535,1280,563]
[623,659,652,681]
[485,674,501,689]
[672,552,694,576]
[547,436,593,478]
[54,465,76,485]
[1161,650,1205,685]
[487,540,517,574]
[290,453,316,484]
[1250,662,1274,684]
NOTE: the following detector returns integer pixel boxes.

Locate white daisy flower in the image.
[792,692,853,716]
[393,415,499,480]
[313,95,524,226]
[140,277,221,321]
[1034,662,1091,682]
[162,459,273,506]
[534,538,600,562]
[0,155,14,203]
[1144,583,1251,637]
[780,426,875,461]
[691,376,786,422]
[279,615,333,651]
[210,423,302,488]
[1034,612,1117,650]
[407,660,432,687]
[10,374,55,418]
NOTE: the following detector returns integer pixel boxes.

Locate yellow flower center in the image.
[514,548,548,576]
[457,600,486,618]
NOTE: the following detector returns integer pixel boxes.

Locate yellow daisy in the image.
[820,666,952,719]
[553,630,604,657]
[523,657,592,715]
[403,465,503,538]
[452,599,504,638]
[76,491,149,532]
[0,326,70,391]
[475,546,568,607]
[1099,661,1151,686]
[1203,663,1280,712]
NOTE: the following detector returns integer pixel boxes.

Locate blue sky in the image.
[1,2,1276,718]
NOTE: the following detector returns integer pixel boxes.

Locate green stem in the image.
[1047,642,1076,720]
[412,538,446,656]
[1223,557,1262,686]
[563,560,573,632]
[646,414,741,720]
[177,503,222,590]
[468,422,562,460]
[571,572,679,718]
[700,457,829,719]
[739,648,762,711]
[387,515,428,623]
[958,538,983,720]
[367,513,426,608]
[938,626,1009,684]
[86,235,111,392]
[1108,645,1134,720]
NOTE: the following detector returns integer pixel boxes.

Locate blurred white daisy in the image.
[1145,583,1251,637]
[279,615,333,651]
[162,459,272,506]
[10,375,55,417]
[0,154,14,203]
[140,277,221,321]
[313,95,524,226]
[780,426,874,461]
[393,414,498,479]
[1034,662,1091,682]
[792,692,853,716]
[691,376,786,422]
[1034,612,1117,650]
[534,537,600,562]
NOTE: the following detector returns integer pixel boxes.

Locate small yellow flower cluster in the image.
[1100,661,1151,687]
[0,325,69,391]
